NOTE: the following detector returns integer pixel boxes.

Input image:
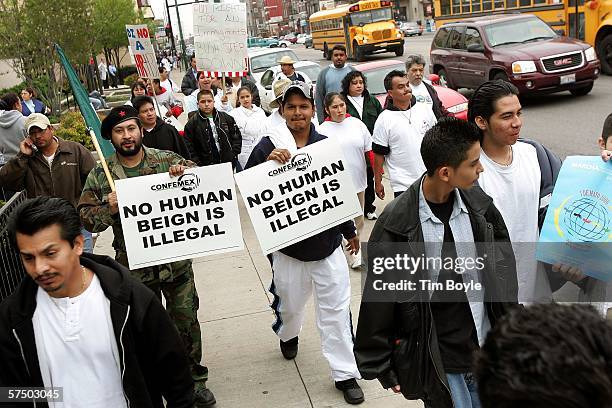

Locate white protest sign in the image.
[192,2,248,77]
[115,164,243,269]
[125,24,159,79]
[235,138,362,254]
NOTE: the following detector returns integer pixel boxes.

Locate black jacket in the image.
[354,177,518,408]
[180,69,198,95]
[245,125,356,262]
[143,117,191,160]
[0,253,194,408]
[184,109,241,167]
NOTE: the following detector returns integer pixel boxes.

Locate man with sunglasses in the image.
[0,113,96,251]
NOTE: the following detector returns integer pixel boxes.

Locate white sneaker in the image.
[366,211,378,220]
[350,253,362,269]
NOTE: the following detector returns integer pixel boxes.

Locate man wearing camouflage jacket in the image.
[78,106,216,408]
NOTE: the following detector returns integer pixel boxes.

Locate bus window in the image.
[441,0,451,15]
[452,0,460,14]
[350,8,393,25]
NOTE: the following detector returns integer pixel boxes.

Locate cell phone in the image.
[23,131,38,151]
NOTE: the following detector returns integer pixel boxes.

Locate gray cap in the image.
[282,81,314,102]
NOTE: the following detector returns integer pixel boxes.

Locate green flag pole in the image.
[54,44,115,159]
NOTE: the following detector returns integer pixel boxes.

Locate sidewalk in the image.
[94,190,421,408]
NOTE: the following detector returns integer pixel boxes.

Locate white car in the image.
[255,61,322,112]
[248,48,301,83]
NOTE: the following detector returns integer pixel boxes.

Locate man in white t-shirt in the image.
[0,197,195,407]
[468,80,574,304]
[372,70,437,199]
[405,54,450,120]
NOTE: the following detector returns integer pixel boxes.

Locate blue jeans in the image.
[82,228,93,254]
[446,373,481,408]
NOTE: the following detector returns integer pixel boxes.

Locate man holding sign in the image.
[245,82,365,405]
[78,106,216,407]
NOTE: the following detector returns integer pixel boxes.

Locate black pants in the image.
[364,165,376,214]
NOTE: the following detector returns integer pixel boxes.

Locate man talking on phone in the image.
[0,113,96,250]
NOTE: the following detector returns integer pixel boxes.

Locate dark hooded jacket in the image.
[0,253,194,408]
[354,176,519,408]
[142,117,191,160]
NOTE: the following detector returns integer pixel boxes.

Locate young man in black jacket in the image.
[245,82,365,405]
[184,89,241,168]
[133,95,191,160]
[0,197,195,407]
[354,118,519,408]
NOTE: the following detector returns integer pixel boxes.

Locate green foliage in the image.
[92,0,140,52]
[123,74,139,88]
[54,111,93,151]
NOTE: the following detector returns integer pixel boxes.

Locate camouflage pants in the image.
[116,251,208,389]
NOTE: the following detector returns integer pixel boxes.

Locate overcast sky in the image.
[150,0,195,37]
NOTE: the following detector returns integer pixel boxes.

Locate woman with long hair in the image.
[20,87,49,116]
[229,86,266,170]
[318,92,372,269]
[340,70,382,220]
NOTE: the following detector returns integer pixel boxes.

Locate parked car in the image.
[284,33,298,44]
[248,48,302,81]
[355,59,469,120]
[255,61,322,112]
[304,34,313,48]
[400,21,423,37]
[247,37,279,48]
[430,14,600,96]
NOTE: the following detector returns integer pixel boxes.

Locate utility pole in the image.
[165,0,177,55]
[174,0,188,70]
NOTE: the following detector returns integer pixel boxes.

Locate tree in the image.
[0,0,95,113]
[91,0,140,73]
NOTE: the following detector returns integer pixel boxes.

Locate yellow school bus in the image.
[432,0,612,74]
[309,0,404,61]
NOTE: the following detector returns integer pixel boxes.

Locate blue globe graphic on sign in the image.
[562,197,609,242]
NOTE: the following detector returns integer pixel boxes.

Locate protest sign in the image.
[192,2,248,77]
[115,164,243,269]
[537,156,612,281]
[125,24,159,79]
[235,138,362,254]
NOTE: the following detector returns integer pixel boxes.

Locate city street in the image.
[289,33,612,159]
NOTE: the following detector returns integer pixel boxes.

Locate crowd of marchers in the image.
[1,46,612,408]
